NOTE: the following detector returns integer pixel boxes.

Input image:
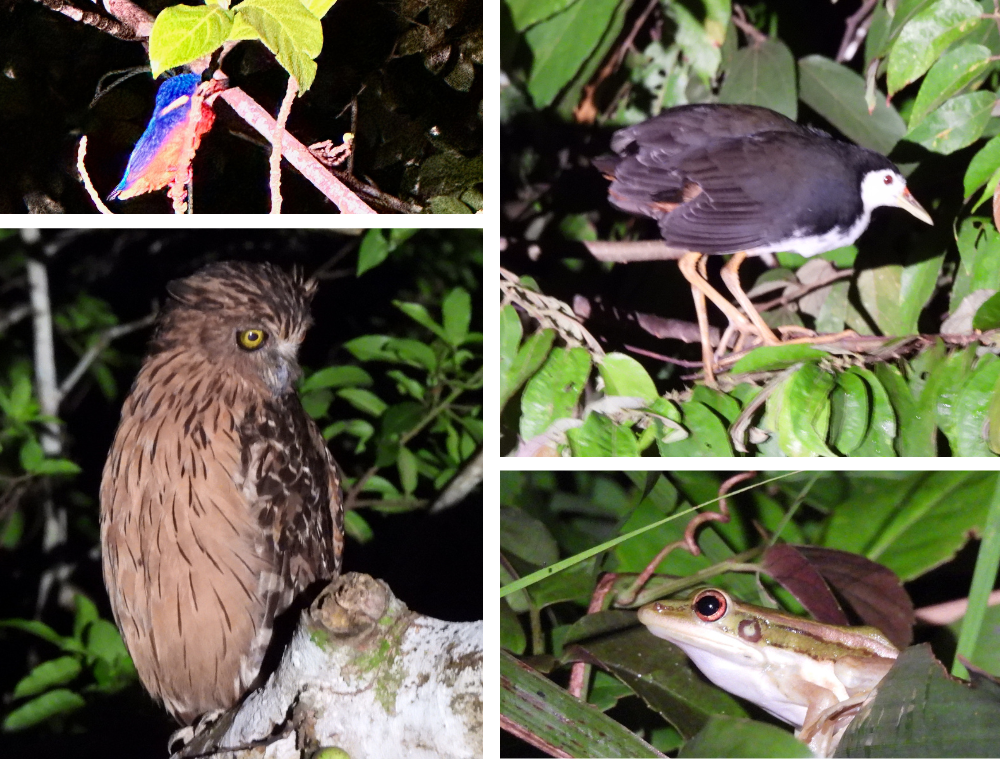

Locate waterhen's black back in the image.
[595,104,896,256]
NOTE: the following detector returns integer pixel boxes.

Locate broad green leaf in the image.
[875,363,936,456]
[718,38,796,119]
[501,505,559,568]
[427,196,475,214]
[506,0,580,32]
[823,471,992,579]
[597,352,657,402]
[963,134,1000,197]
[953,217,1000,311]
[682,715,812,758]
[300,388,332,418]
[690,386,740,424]
[522,0,620,108]
[905,91,994,154]
[520,347,591,439]
[323,419,375,451]
[384,338,437,371]
[19,438,43,473]
[0,619,82,652]
[356,230,390,275]
[931,345,977,443]
[500,651,662,757]
[908,43,992,128]
[343,334,389,360]
[302,0,337,19]
[337,388,388,417]
[300,366,373,392]
[772,364,836,457]
[85,619,130,663]
[500,329,556,409]
[657,402,735,457]
[231,0,323,92]
[442,288,472,347]
[149,5,234,77]
[566,413,640,457]
[841,644,1000,756]
[344,509,372,542]
[828,370,870,455]
[848,366,898,457]
[12,657,82,700]
[667,2,722,80]
[886,0,983,96]
[2,689,85,731]
[396,446,418,494]
[72,594,99,641]
[394,301,447,340]
[950,356,1000,456]
[798,55,906,155]
[380,401,424,438]
[730,344,827,374]
[34,458,81,476]
[386,369,425,400]
[972,291,1000,331]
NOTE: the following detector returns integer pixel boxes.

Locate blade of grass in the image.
[499,471,803,599]
[952,471,1000,678]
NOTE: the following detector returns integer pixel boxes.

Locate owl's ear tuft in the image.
[166,278,200,306]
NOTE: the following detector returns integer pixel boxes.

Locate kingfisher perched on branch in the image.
[108,73,222,201]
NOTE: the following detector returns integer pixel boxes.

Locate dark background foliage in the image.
[0,0,483,213]
[0,228,483,756]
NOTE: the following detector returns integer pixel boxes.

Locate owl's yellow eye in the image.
[237,329,267,350]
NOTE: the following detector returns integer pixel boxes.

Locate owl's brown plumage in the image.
[100,261,344,724]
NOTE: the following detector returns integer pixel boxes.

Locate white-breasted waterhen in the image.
[594,104,933,385]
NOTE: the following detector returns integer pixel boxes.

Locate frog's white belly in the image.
[677,641,849,728]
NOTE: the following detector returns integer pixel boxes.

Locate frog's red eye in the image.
[693,589,727,621]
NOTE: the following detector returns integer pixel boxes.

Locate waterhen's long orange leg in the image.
[721,251,859,348]
[719,251,781,345]
[686,257,717,387]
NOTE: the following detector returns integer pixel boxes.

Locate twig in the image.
[575,0,658,123]
[77,137,114,214]
[836,0,878,63]
[32,0,138,40]
[219,88,376,214]
[616,473,754,606]
[583,239,688,262]
[342,368,483,512]
[753,268,854,311]
[270,75,298,214]
[0,304,31,334]
[732,5,768,45]
[56,310,158,403]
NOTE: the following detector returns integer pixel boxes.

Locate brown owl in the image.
[100,261,344,724]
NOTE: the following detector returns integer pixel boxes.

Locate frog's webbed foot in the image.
[798,692,872,757]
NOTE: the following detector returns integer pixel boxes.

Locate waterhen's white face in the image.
[858,168,933,225]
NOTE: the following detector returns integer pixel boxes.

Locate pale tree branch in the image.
[24,242,60,457]
[220,88,376,214]
[174,573,482,759]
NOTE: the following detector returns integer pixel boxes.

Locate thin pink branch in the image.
[270,75,298,214]
[219,87,376,214]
